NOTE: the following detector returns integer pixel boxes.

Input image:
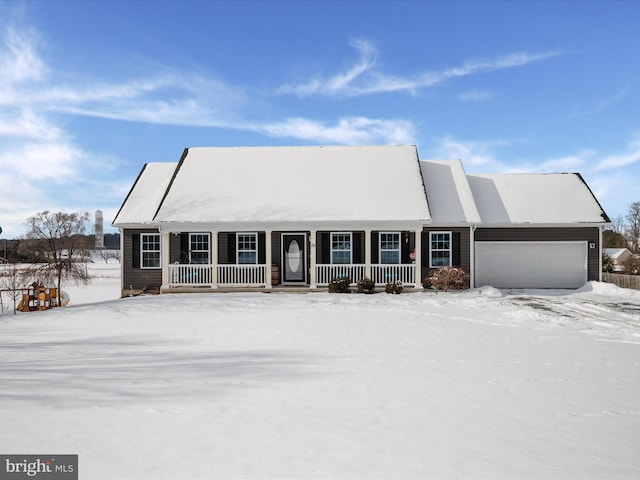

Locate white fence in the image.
[168,264,266,287]
[217,265,266,286]
[316,264,366,286]
[371,265,415,285]
[169,264,213,286]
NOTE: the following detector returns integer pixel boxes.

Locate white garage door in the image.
[475,241,588,289]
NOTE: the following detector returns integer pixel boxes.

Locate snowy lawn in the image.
[1,264,639,479]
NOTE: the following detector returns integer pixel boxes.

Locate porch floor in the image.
[159,285,421,294]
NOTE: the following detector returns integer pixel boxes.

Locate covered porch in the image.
[159,227,423,291]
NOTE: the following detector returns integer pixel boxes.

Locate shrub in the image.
[424,267,470,290]
[357,277,376,294]
[385,281,403,294]
[328,276,351,293]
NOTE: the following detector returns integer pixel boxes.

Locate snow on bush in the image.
[424,267,470,290]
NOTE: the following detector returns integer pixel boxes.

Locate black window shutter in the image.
[227,233,236,264]
[401,232,411,264]
[421,230,429,268]
[352,232,362,264]
[321,232,330,264]
[132,233,140,268]
[452,231,461,266]
[180,233,189,263]
[258,232,266,264]
[371,232,379,264]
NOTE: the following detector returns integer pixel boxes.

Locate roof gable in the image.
[112,162,177,226]
[420,160,481,224]
[154,145,431,224]
[467,172,609,224]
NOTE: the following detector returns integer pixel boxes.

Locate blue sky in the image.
[1,0,639,237]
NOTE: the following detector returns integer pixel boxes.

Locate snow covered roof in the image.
[153,145,431,226]
[112,162,177,226]
[603,248,632,260]
[466,173,610,225]
[420,160,481,224]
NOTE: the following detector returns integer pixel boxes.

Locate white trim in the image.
[140,233,162,269]
[429,231,452,268]
[330,232,353,265]
[236,232,258,265]
[379,231,401,264]
[189,232,211,264]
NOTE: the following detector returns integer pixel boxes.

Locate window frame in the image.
[140,233,161,269]
[236,232,258,265]
[429,231,452,268]
[379,231,401,264]
[331,232,352,265]
[189,233,210,264]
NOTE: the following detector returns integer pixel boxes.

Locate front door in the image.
[282,233,307,284]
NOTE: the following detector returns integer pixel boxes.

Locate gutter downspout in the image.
[470,224,477,288]
[599,225,603,282]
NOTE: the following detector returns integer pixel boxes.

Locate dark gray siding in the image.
[474,227,600,281]
[122,228,162,293]
[421,227,471,281]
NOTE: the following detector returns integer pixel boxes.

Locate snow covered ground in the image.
[1,263,639,479]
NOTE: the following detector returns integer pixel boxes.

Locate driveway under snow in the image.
[0,265,639,479]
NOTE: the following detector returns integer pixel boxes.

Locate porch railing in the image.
[169,264,213,286]
[371,265,415,285]
[168,264,266,287]
[316,264,366,286]
[217,265,266,286]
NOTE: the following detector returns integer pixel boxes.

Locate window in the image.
[331,232,352,264]
[141,233,161,269]
[379,232,400,264]
[237,233,257,264]
[190,233,210,264]
[430,231,451,267]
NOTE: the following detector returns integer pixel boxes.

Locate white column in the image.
[265,230,272,289]
[211,232,218,288]
[365,229,372,280]
[470,226,476,288]
[414,229,422,288]
[161,231,170,290]
[309,230,317,289]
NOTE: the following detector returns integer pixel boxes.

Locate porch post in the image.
[414,228,422,288]
[365,229,372,280]
[211,232,218,288]
[309,229,317,289]
[265,230,272,289]
[161,231,170,290]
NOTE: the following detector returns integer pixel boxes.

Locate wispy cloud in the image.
[594,134,640,170]
[557,85,633,122]
[258,116,415,145]
[457,90,493,102]
[280,40,563,97]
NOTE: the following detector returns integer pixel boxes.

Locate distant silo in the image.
[95,210,104,249]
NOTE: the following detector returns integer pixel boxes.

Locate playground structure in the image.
[14,283,70,312]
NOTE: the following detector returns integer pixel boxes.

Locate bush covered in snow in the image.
[424,267,470,290]
[385,280,403,294]
[357,277,376,294]
[328,276,351,293]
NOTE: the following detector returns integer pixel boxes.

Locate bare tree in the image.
[625,202,640,253]
[20,211,92,304]
[0,264,33,314]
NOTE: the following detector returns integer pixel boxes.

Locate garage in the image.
[475,241,588,289]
